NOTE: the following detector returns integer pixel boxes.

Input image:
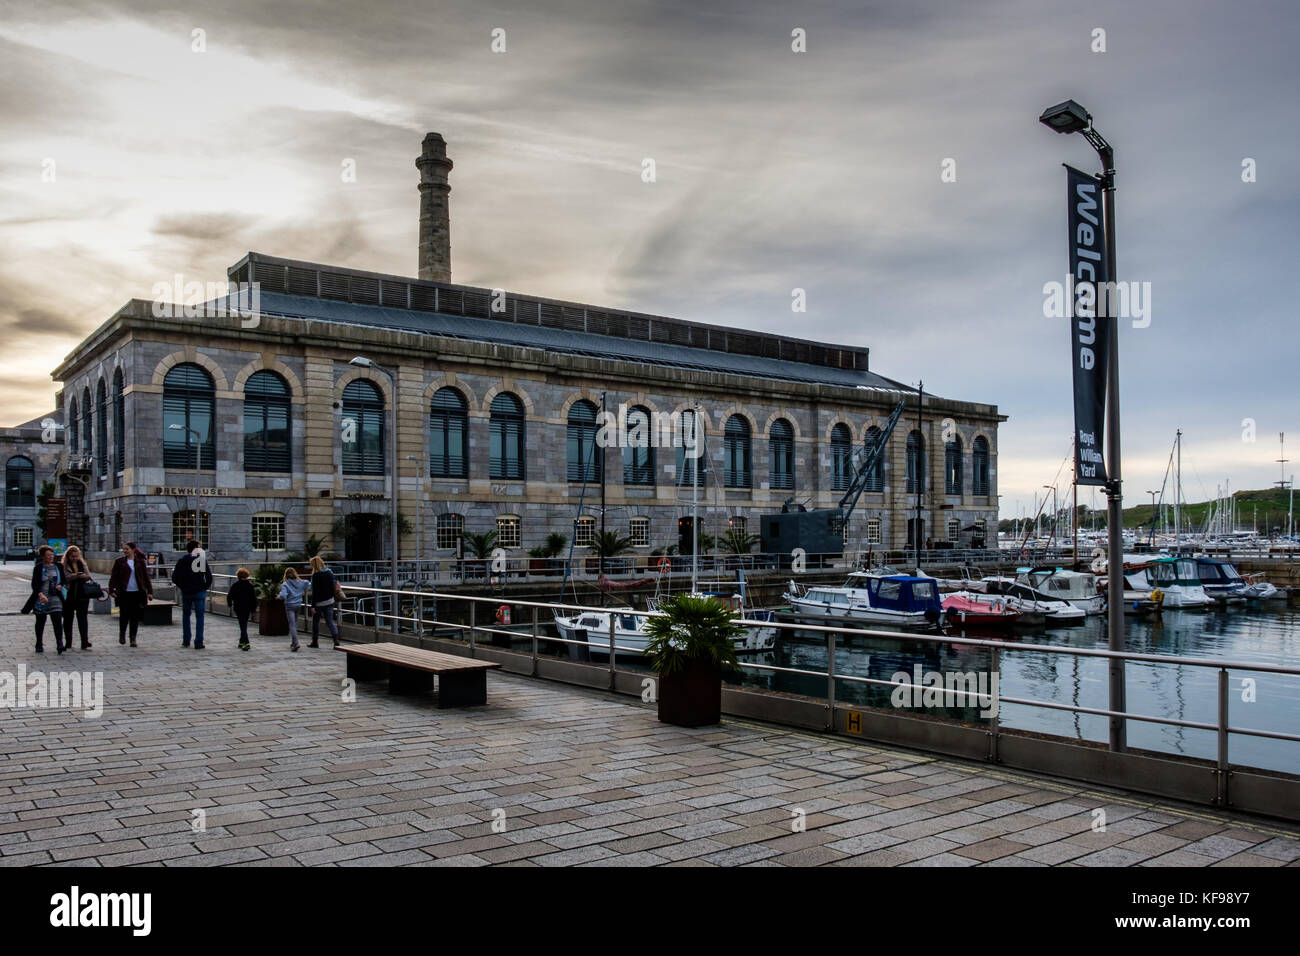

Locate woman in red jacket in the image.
[108,541,153,647]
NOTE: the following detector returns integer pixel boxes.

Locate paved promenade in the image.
[2,566,1298,867]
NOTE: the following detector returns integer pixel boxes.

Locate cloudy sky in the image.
[1,0,1296,510]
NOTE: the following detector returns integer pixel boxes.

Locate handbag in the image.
[82,580,104,600]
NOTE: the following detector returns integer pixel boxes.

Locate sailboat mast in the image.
[1174,429,1182,550]
[691,401,700,594]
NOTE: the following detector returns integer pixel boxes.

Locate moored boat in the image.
[942,593,1021,630]
[784,572,944,629]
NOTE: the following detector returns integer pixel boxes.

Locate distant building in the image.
[1,413,61,559]
[49,133,1004,567]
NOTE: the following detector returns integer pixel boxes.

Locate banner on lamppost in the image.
[1065,164,1109,486]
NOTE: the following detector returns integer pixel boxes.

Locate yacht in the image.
[1140,557,1215,609]
[967,576,1086,624]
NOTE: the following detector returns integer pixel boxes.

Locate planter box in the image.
[258,597,289,636]
[657,658,723,727]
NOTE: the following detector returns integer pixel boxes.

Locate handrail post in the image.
[989,645,1001,763]
[531,605,539,677]
[608,615,616,690]
[1217,667,1230,808]
[469,600,476,656]
[826,629,836,731]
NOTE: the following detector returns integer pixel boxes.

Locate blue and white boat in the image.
[784,572,944,628]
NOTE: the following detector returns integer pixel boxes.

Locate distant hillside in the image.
[998,488,1294,534]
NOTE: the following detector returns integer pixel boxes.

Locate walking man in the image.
[172,539,213,649]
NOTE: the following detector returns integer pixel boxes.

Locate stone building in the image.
[0,413,62,559]
[49,133,1004,568]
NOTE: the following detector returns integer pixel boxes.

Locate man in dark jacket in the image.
[172,539,214,649]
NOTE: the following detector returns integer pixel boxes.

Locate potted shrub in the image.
[643,593,744,727]
[588,531,633,575]
[253,564,289,636]
[529,532,567,575]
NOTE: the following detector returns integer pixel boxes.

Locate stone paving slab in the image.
[1,567,1298,867]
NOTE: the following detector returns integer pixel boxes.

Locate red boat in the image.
[942,593,1021,631]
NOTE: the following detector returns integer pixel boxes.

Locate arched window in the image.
[436,513,464,550]
[830,424,852,492]
[769,419,794,491]
[244,370,291,473]
[172,509,210,551]
[945,436,963,495]
[429,388,468,478]
[251,512,286,551]
[623,405,655,486]
[496,515,521,549]
[724,415,752,489]
[490,392,525,480]
[675,409,702,488]
[566,400,601,483]
[864,426,885,493]
[947,517,961,542]
[5,456,35,507]
[112,369,125,472]
[68,398,79,455]
[973,436,991,496]
[905,430,925,494]
[573,515,596,547]
[95,378,108,476]
[865,517,882,545]
[341,379,384,476]
[163,364,215,469]
[80,387,91,465]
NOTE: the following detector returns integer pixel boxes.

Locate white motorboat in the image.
[1016,567,1105,616]
[974,576,1086,624]
[1140,557,1215,609]
[1242,575,1283,602]
[784,572,945,629]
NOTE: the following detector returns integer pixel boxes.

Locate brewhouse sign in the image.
[153,487,230,497]
[346,492,386,500]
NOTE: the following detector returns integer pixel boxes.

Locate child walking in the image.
[227,568,257,650]
[278,567,309,651]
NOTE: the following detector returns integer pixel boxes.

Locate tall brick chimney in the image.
[416,132,453,282]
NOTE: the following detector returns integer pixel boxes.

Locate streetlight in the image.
[169,422,203,545]
[350,356,399,633]
[1040,98,1126,751]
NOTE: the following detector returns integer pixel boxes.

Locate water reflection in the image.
[730,604,1300,774]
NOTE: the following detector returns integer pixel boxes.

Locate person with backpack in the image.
[278,567,309,652]
[172,539,214,649]
[60,544,97,650]
[227,568,257,651]
[307,555,344,649]
[31,547,65,653]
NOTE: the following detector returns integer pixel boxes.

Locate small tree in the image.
[588,531,634,558]
[34,481,55,538]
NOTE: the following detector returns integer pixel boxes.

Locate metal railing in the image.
[210,571,1300,803]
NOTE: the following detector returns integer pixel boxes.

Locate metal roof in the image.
[249,291,913,393]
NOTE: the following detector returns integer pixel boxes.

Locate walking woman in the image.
[278,567,309,652]
[227,568,257,651]
[31,548,65,653]
[61,545,95,650]
[109,541,153,647]
[308,555,344,649]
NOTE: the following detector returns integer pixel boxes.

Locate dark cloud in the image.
[152,212,254,242]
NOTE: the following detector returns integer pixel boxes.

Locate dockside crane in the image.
[760,399,907,564]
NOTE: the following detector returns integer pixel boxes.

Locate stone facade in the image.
[50,257,1004,569]
[0,413,63,558]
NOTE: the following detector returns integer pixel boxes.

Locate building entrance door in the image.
[677,516,694,555]
[345,513,384,561]
[906,517,926,554]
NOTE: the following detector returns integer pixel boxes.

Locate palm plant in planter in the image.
[643,593,744,727]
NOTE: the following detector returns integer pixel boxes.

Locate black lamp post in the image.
[1040,99,1126,751]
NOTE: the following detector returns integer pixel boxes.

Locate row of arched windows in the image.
[67,370,124,476]
[111,362,993,493]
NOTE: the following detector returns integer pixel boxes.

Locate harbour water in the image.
[732,604,1300,776]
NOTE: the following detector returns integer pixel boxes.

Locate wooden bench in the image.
[337,642,501,707]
